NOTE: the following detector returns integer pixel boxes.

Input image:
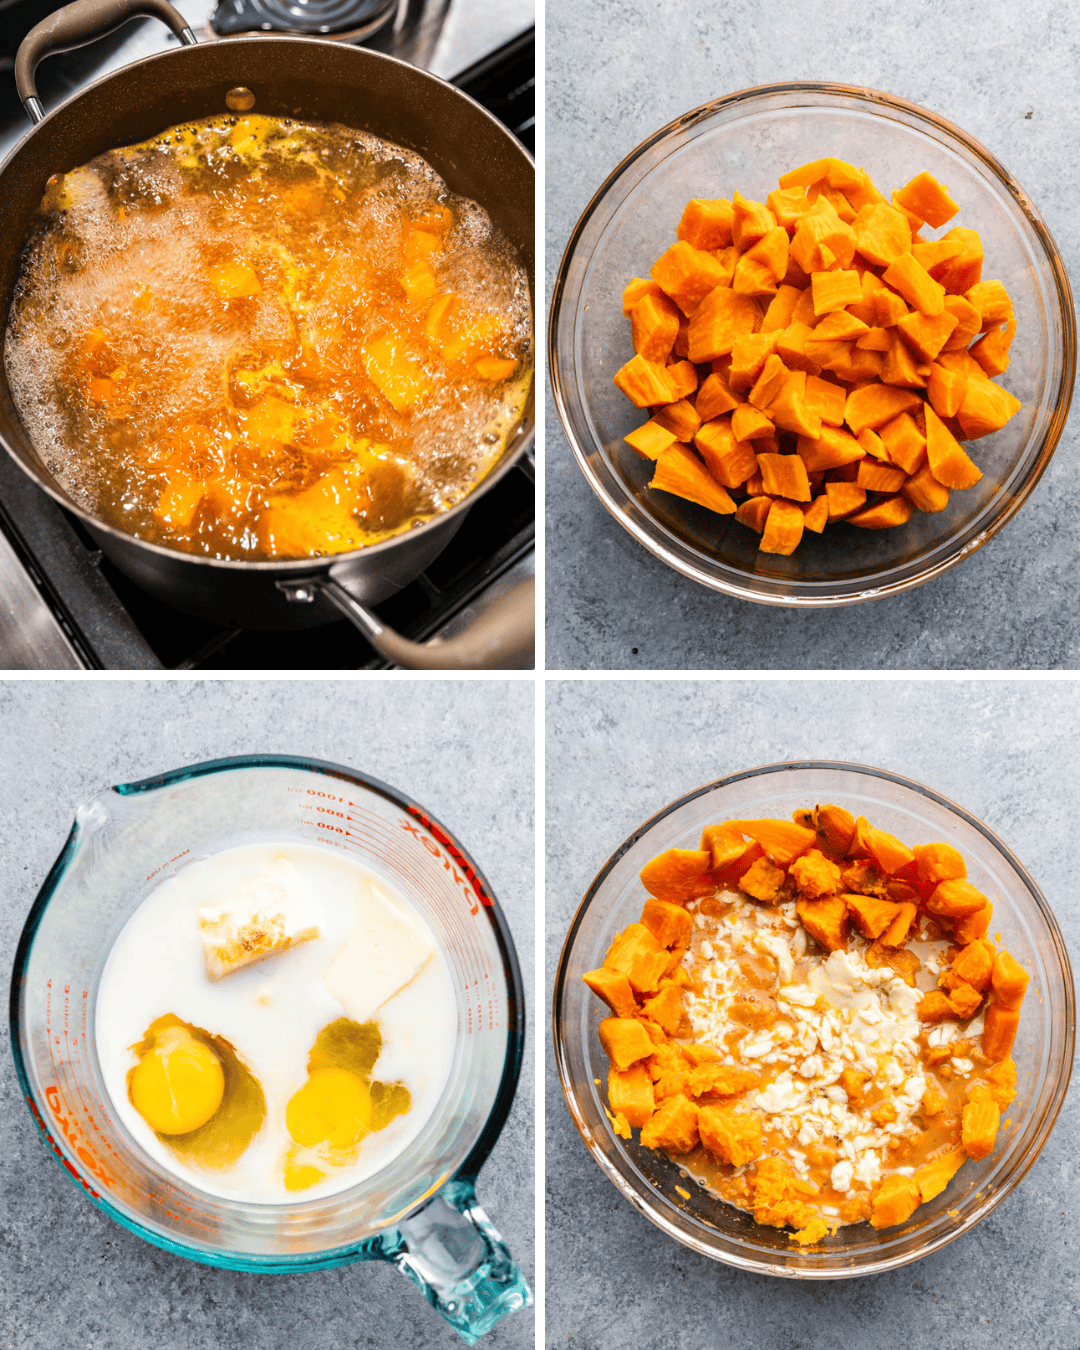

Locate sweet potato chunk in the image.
[951,940,995,992]
[739,855,788,904]
[583,966,638,1017]
[603,923,670,995]
[651,240,731,315]
[688,1064,762,1098]
[789,848,842,898]
[879,901,917,947]
[797,896,848,951]
[608,1064,655,1128]
[699,1105,763,1166]
[914,1146,966,1202]
[687,287,762,362]
[649,445,737,515]
[677,198,735,251]
[991,949,1029,1009]
[961,1098,1000,1160]
[639,848,712,903]
[598,1017,654,1071]
[639,1093,700,1154]
[723,817,816,867]
[926,878,989,919]
[640,981,684,1035]
[871,1174,921,1229]
[845,893,901,940]
[614,354,678,408]
[982,1002,1020,1062]
[640,897,694,950]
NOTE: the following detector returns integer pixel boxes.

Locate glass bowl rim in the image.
[9,752,526,1271]
[548,80,1077,608]
[551,757,1076,1277]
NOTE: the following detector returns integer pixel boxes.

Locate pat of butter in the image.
[324,877,435,1022]
[196,857,320,980]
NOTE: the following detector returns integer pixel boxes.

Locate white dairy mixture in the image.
[684,893,982,1207]
[96,842,457,1203]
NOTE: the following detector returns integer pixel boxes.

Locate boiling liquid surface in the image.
[96,841,458,1203]
[5,115,532,559]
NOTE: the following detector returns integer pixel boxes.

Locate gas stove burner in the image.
[211,0,395,38]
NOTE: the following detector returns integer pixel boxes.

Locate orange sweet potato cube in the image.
[608,1064,655,1129]
[797,896,848,951]
[852,202,912,267]
[946,979,984,1019]
[956,378,1021,440]
[761,283,802,332]
[790,196,857,273]
[965,279,1014,329]
[810,269,863,315]
[677,198,735,251]
[694,371,740,422]
[951,939,995,992]
[700,823,754,871]
[614,354,678,408]
[748,354,791,411]
[598,1016,654,1070]
[583,966,638,1017]
[639,1093,700,1154]
[896,308,959,363]
[735,496,774,533]
[649,445,737,515]
[630,291,681,365]
[844,384,923,436]
[882,252,946,316]
[845,893,901,940]
[729,332,781,393]
[757,451,811,502]
[797,426,865,473]
[991,950,1029,1009]
[982,1002,1020,1062]
[731,191,778,251]
[650,240,731,315]
[953,902,993,945]
[686,287,762,362]
[925,404,982,490]
[698,1105,763,1166]
[667,360,699,400]
[932,226,983,293]
[639,848,712,902]
[623,419,678,460]
[759,499,805,555]
[879,901,917,947]
[870,1174,922,1229]
[603,923,670,995]
[970,321,1016,377]
[903,460,950,513]
[653,397,702,442]
[641,981,684,1035]
[917,989,958,1023]
[789,848,842,898]
[985,1058,1018,1108]
[825,480,866,521]
[802,494,829,533]
[739,855,788,903]
[927,878,989,919]
[895,171,959,229]
[856,460,907,494]
[640,897,694,950]
[695,419,758,488]
[622,277,666,315]
[724,818,816,867]
[914,842,967,886]
[914,1146,966,1203]
[814,803,856,856]
[961,1098,1000,1160]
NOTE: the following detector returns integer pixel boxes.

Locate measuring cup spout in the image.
[384,1177,532,1343]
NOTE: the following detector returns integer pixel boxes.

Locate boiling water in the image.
[5,115,532,559]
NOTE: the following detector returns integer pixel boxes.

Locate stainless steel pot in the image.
[0,0,535,668]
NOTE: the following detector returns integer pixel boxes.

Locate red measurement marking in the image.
[400,808,493,909]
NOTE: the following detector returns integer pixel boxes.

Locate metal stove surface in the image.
[0,13,534,669]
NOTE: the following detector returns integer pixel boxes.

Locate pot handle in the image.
[381,1178,532,1344]
[280,575,535,670]
[16,0,197,123]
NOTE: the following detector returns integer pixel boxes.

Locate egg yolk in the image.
[286,1066,373,1150]
[130,1024,225,1135]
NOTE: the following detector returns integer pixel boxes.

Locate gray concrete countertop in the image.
[0,680,534,1350]
[546,680,1078,1349]
[545,0,1080,669]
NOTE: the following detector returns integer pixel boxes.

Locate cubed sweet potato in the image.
[639,1093,700,1154]
[991,949,1029,1009]
[698,1105,763,1166]
[640,897,694,950]
[608,1064,655,1128]
[797,896,848,951]
[640,981,684,1035]
[598,1016,654,1071]
[583,966,638,1017]
[639,848,713,902]
[870,1174,921,1229]
[961,1098,1000,1160]
[603,923,670,995]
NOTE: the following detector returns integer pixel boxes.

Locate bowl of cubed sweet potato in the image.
[552,761,1074,1274]
[549,83,1075,604]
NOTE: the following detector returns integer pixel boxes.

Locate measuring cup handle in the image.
[387,1177,532,1343]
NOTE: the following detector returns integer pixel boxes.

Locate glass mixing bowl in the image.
[549,83,1075,605]
[11,755,530,1343]
[552,761,1074,1275]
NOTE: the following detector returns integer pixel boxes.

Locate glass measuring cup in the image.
[10,755,530,1343]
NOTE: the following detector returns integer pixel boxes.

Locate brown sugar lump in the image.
[613,157,1023,555]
